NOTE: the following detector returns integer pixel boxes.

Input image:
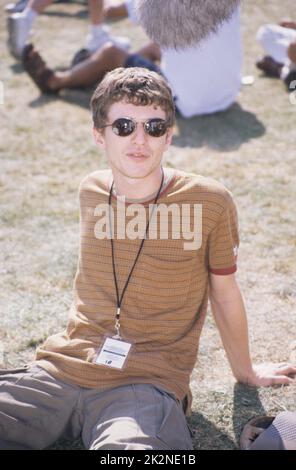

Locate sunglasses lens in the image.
[145,119,168,137]
[111,118,168,137]
[112,118,135,136]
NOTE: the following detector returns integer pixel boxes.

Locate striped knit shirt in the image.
[35,168,239,411]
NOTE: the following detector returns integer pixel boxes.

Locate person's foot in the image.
[22,43,57,94]
[4,0,28,14]
[256,55,283,78]
[7,12,32,58]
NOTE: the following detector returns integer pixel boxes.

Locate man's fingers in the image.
[272,375,294,385]
[274,362,296,368]
[274,366,296,376]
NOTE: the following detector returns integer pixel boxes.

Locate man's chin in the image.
[120,171,152,180]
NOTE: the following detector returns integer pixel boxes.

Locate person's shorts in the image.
[123,54,181,113]
[124,53,163,75]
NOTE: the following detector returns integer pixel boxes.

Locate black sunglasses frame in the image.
[100,117,170,137]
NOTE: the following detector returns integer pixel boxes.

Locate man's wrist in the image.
[234,367,256,385]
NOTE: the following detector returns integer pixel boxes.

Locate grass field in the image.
[0,0,295,450]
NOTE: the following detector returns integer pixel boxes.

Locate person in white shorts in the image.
[256,19,296,89]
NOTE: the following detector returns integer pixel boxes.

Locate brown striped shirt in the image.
[35,169,239,411]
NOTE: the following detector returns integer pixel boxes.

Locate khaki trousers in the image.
[0,364,193,450]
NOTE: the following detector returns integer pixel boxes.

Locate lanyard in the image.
[108,168,164,339]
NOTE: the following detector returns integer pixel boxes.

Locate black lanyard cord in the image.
[108,168,165,319]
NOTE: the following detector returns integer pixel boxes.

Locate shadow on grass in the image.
[42,8,88,19]
[42,9,123,23]
[48,420,234,450]
[232,383,266,448]
[187,384,266,450]
[188,412,236,450]
[173,103,266,151]
[48,437,85,450]
[10,63,24,75]
[28,87,95,110]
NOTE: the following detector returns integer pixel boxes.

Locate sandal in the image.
[240,412,296,450]
[22,43,56,94]
[256,55,283,78]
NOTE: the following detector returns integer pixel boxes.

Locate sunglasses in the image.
[100,117,170,137]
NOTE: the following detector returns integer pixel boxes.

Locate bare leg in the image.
[23,41,161,93]
[135,43,161,62]
[88,0,104,25]
[103,2,128,19]
[48,43,128,90]
[52,42,161,90]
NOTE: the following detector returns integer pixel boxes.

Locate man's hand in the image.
[245,363,296,387]
[209,274,296,388]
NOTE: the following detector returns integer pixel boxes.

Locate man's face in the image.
[93,101,173,181]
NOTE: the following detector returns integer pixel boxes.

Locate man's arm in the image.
[209,272,296,386]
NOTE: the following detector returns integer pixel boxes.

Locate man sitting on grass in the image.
[0,67,295,450]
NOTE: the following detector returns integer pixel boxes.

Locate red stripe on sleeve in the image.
[209,265,237,275]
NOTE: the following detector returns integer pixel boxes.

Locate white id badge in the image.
[94,337,132,370]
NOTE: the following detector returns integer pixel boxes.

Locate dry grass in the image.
[0,0,295,450]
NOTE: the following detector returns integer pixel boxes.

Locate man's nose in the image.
[131,123,147,144]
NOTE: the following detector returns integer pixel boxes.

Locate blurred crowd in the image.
[5,0,296,115]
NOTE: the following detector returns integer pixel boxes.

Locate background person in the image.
[97,1,243,118]
[22,3,242,119]
[256,19,296,89]
[7,0,130,58]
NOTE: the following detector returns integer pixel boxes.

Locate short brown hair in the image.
[90,67,175,129]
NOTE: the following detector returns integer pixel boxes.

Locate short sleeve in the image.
[208,193,239,275]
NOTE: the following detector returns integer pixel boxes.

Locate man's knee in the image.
[93,42,128,68]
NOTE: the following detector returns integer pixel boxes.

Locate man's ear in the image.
[164,127,174,151]
[93,127,106,150]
